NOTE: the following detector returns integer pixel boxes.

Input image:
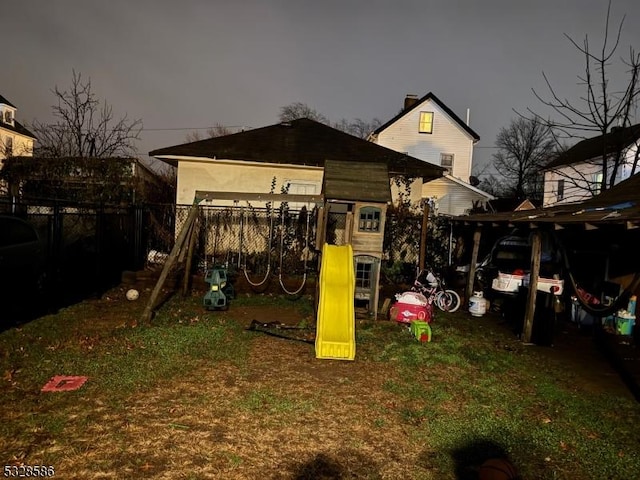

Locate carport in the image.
[453,174,640,345]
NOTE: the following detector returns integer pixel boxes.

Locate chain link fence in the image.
[1,195,453,314]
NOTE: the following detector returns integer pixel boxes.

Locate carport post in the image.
[465,227,482,305]
[523,230,542,343]
[418,201,430,272]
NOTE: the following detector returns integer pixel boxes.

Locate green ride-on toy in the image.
[203,266,235,310]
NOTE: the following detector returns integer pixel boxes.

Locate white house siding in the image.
[0,129,34,160]
[422,177,484,216]
[175,158,323,206]
[374,99,475,182]
[543,145,639,206]
[173,158,323,258]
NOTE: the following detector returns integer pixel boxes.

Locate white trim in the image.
[154,155,323,171]
[439,174,495,199]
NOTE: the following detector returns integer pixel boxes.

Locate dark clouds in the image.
[5,1,640,171]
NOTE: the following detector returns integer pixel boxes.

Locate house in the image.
[542,124,640,206]
[1,156,171,205]
[0,95,36,160]
[368,92,493,216]
[151,119,444,318]
[149,118,444,207]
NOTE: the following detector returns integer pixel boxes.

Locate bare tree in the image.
[279,102,330,124]
[528,0,640,193]
[333,117,382,139]
[184,123,235,142]
[31,70,142,158]
[279,102,381,138]
[492,117,556,201]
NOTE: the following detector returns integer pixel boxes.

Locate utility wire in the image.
[141,125,251,132]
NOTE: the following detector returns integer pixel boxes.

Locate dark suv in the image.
[0,215,47,321]
[475,229,563,293]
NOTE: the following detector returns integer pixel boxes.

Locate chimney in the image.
[404,94,419,110]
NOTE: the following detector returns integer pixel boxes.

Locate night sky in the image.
[5,1,640,176]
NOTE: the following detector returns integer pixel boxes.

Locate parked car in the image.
[0,215,48,322]
[475,229,563,295]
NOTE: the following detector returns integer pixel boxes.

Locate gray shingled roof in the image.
[150,118,444,179]
[0,95,16,108]
[545,124,640,170]
[0,94,36,139]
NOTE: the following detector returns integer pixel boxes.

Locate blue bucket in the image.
[616,317,635,336]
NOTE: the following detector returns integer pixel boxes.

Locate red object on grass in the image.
[389,302,433,324]
[41,375,88,392]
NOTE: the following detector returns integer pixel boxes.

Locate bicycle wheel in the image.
[436,289,461,313]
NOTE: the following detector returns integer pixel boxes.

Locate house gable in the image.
[371,92,480,142]
[0,94,36,160]
[371,94,478,182]
[542,124,640,206]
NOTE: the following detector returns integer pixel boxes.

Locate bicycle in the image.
[411,268,461,313]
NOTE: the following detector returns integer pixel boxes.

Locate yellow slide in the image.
[315,244,356,360]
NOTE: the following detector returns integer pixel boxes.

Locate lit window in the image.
[419,111,433,134]
[557,179,565,200]
[358,207,381,232]
[440,153,454,168]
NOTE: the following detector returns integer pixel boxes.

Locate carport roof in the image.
[453,173,640,229]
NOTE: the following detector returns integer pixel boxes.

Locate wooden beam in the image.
[140,203,200,324]
[196,190,324,204]
[182,214,199,297]
[465,227,482,306]
[522,230,542,344]
[419,202,430,271]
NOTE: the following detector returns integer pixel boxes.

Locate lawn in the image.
[1,286,639,479]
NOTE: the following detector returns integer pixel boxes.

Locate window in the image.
[418,111,433,134]
[440,153,454,168]
[358,206,381,232]
[285,181,318,211]
[4,111,12,124]
[592,172,603,195]
[355,261,373,290]
[557,179,565,200]
[4,137,13,156]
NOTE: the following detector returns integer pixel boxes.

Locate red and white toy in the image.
[389,291,433,324]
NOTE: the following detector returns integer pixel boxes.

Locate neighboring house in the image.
[542,124,640,206]
[487,198,537,213]
[0,95,36,160]
[149,118,444,207]
[368,92,493,216]
[1,156,171,205]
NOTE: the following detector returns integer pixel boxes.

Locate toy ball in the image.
[478,458,519,480]
[125,289,140,301]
